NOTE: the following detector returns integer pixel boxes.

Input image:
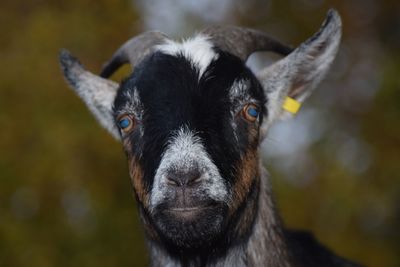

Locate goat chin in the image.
[151,201,228,251]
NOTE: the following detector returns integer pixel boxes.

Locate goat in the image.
[59,9,360,267]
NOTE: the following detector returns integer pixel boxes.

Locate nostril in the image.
[166,175,181,187]
[187,173,202,186]
[165,169,203,187]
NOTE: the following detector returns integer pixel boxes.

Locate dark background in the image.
[0,0,399,266]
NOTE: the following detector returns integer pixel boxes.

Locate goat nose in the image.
[166,169,203,187]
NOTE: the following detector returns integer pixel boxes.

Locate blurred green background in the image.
[0,0,399,266]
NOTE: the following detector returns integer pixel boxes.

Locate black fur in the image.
[114,50,264,188]
[113,50,265,254]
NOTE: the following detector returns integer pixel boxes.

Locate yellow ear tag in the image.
[282,97,301,114]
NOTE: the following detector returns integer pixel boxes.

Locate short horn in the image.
[202,25,293,61]
[100,31,169,78]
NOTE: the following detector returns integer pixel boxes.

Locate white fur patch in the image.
[150,127,227,209]
[229,79,251,104]
[157,34,218,77]
[115,88,144,121]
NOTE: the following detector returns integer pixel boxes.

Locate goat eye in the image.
[117,115,134,133]
[243,104,260,122]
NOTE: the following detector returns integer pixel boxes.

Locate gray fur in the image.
[59,49,120,139]
[258,9,342,135]
[150,127,228,211]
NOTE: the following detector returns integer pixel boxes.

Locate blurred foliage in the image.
[0,0,399,266]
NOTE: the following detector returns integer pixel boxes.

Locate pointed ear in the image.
[59,49,121,140]
[258,9,342,133]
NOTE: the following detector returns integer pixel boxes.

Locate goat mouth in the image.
[164,205,217,220]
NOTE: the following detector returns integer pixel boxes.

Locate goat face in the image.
[60,10,341,253]
[112,47,265,250]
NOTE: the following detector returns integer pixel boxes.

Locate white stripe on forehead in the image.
[156,34,218,77]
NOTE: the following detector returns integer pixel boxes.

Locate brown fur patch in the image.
[231,149,259,212]
[230,120,260,210]
[233,177,260,239]
[128,158,149,205]
[123,138,150,208]
[227,146,260,239]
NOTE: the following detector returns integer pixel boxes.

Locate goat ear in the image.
[257,9,342,133]
[59,49,121,140]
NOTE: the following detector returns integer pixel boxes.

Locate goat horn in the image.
[100,31,169,78]
[202,25,293,61]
